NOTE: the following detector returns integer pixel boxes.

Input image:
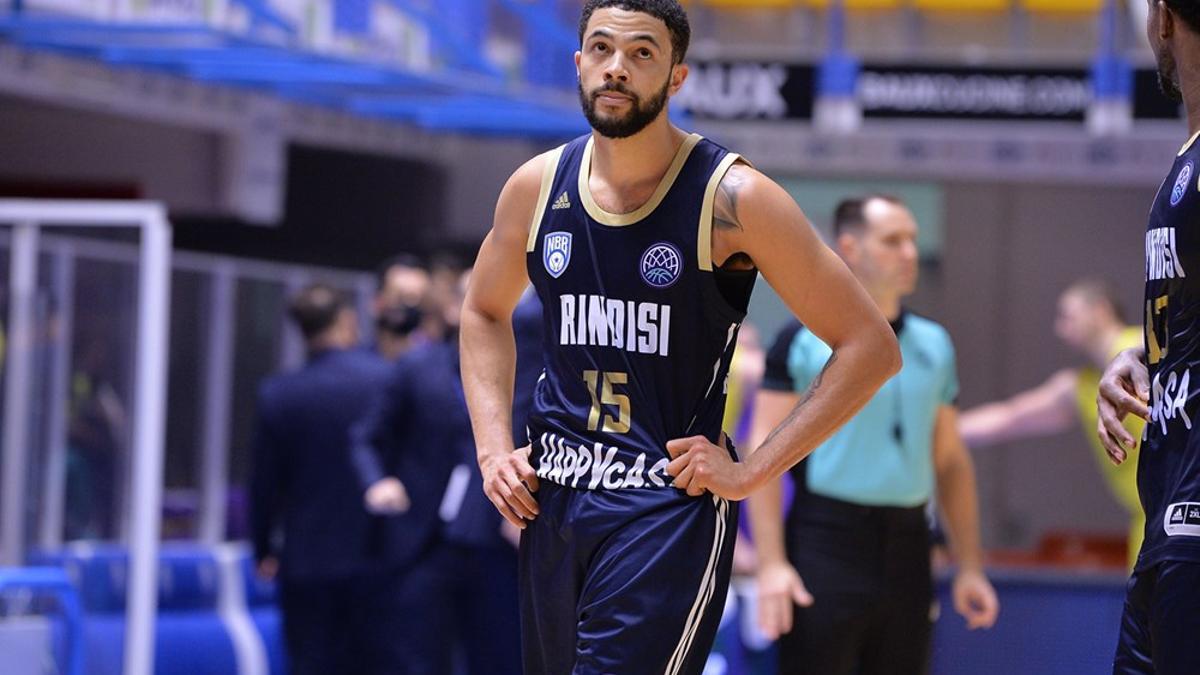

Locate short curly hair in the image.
[578,0,690,65]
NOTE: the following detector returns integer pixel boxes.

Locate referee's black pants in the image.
[778,491,934,675]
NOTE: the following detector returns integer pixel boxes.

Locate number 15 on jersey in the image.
[583,370,631,433]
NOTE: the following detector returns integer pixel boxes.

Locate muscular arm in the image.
[670,165,899,499]
[716,165,901,491]
[461,152,548,527]
[958,369,1079,448]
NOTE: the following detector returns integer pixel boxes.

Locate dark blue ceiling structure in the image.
[0,1,589,138]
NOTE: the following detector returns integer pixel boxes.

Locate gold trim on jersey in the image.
[527,145,567,253]
[578,133,702,227]
[1179,129,1200,157]
[697,153,744,272]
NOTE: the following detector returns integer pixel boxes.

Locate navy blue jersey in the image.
[524,133,754,490]
[1138,131,1200,570]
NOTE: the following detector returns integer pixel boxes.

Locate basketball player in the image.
[962,279,1144,566]
[1098,2,1200,673]
[460,2,901,673]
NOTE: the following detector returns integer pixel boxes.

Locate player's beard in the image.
[580,76,671,139]
[1156,48,1184,103]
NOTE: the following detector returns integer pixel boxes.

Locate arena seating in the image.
[1020,0,1105,12]
[27,543,282,675]
[911,0,1009,10]
[0,567,83,675]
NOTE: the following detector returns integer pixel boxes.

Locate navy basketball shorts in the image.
[1113,560,1200,675]
[519,481,739,675]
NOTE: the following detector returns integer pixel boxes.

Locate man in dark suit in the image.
[352,268,521,675]
[251,283,391,675]
[372,253,430,361]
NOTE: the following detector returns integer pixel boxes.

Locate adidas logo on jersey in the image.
[1164,501,1200,537]
[551,192,571,210]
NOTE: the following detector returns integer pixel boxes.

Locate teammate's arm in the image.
[668,165,901,499]
[958,369,1078,448]
[933,405,999,630]
[461,154,547,529]
[1097,346,1151,465]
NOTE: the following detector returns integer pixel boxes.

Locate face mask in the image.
[377,303,423,336]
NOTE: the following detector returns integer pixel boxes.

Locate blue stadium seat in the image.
[0,567,85,675]
[26,543,279,675]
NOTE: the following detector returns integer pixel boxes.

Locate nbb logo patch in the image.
[543,232,572,279]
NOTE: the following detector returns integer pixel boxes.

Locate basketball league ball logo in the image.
[640,243,683,289]
[1171,161,1193,207]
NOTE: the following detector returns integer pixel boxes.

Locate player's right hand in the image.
[480,445,540,529]
[755,560,813,640]
[1097,347,1150,465]
[364,476,410,515]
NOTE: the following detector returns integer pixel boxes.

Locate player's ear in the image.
[575,51,583,78]
[1160,0,1175,41]
[668,62,689,96]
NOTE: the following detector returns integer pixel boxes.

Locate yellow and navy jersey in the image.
[1138,131,1200,569]
[524,133,755,490]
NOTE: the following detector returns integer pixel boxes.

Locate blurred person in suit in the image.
[251,283,391,675]
[373,253,431,360]
[353,266,521,675]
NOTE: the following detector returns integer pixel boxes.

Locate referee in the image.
[747,195,999,674]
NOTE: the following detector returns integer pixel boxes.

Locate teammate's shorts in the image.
[519,481,738,675]
[1113,560,1200,675]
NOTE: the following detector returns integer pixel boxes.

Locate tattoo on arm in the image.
[713,165,748,231]
[761,353,838,449]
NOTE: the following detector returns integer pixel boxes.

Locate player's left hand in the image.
[952,568,999,630]
[1097,347,1150,465]
[665,435,754,500]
